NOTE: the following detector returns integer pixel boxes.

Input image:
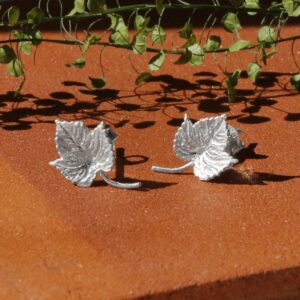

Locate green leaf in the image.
[134,15,145,30]
[229,39,251,52]
[132,15,150,54]
[89,76,106,88]
[282,0,294,16]
[179,21,193,39]
[134,15,150,31]
[148,51,165,71]
[230,69,241,86]
[151,25,166,44]
[135,72,152,85]
[109,14,130,45]
[0,45,16,64]
[260,46,277,64]
[87,0,105,13]
[182,34,196,48]
[257,26,277,45]
[32,30,42,46]
[178,21,196,49]
[156,0,164,16]
[13,29,42,48]
[175,51,192,65]
[247,62,261,82]
[244,0,260,15]
[82,34,100,54]
[68,0,86,15]
[187,43,204,66]
[27,7,44,25]
[205,35,221,51]
[7,59,23,77]
[226,69,241,102]
[221,12,241,33]
[291,73,300,91]
[20,41,32,55]
[133,31,147,54]
[66,58,86,69]
[292,5,300,16]
[8,6,20,26]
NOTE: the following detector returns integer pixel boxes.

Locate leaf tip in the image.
[54,119,63,126]
[49,160,56,166]
[220,113,227,120]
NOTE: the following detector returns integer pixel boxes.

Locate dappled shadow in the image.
[133,121,156,129]
[237,115,271,124]
[254,72,283,88]
[137,266,300,300]
[285,112,300,121]
[79,88,120,101]
[0,71,298,131]
[62,81,87,87]
[198,98,230,113]
[146,75,198,91]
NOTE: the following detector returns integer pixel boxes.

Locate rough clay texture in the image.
[0,26,299,300]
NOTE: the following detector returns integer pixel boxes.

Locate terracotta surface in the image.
[0,26,300,299]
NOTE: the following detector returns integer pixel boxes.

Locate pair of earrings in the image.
[49,114,244,189]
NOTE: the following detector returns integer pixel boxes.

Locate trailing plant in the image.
[0,0,300,99]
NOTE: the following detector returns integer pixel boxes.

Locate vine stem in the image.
[0,3,286,27]
[1,35,299,55]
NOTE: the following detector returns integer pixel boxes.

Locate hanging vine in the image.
[0,0,299,99]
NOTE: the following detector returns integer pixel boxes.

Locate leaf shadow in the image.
[0,71,298,131]
[235,143,268,163]
[211,169,299,185]
[198,98,230,113]
[146,75,198,91]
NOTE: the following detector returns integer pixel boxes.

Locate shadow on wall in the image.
[0,72,300,130]
[0,71,298,131]
[136,266,300,300]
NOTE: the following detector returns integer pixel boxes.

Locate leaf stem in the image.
[99,171,142,189]
[151,161,194,173]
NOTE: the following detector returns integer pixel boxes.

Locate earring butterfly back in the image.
[50,120,142,189]
[152,114,244,181]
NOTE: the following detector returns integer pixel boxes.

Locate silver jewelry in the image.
[152,114,244,180]
[49,120,142,189]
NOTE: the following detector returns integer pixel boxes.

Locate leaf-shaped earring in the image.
[49,120,142,189]
[151,114,244,180]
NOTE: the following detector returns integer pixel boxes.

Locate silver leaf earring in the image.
[49,120,142,189]
[151,114,244,181]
